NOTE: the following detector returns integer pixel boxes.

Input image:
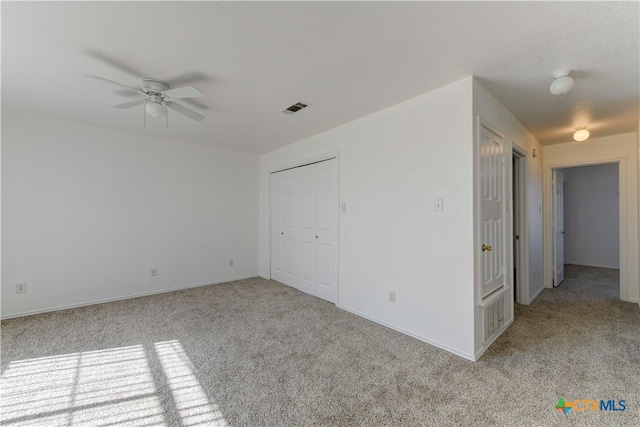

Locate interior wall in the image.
[543,132,639,303]
[472,78,544,357]
[563,164,620,269]
[2,110,259,318]
[260,77,477,359]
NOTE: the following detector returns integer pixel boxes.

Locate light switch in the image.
[434,198,443,211]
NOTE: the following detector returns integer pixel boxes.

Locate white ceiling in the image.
[2,2,638,154]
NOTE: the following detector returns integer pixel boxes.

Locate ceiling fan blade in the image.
[166,101,205,121]
[83,49,146,78]
[163,86,202,99]
[163,71,209,87]
[114,100,146,109]
[85,75,146,96]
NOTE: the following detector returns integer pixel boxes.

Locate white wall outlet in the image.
[16,282,27,293]
[434,198,444,211]
[389,291,396,303]
[229,259,234,267]
[341,202,347,213]
[151,268,158,277]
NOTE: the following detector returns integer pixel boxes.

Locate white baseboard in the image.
[474,317,514,361]
[337,304,476,362]
[565,262,620,270]
[528,285,544,304]
[1,275,258,320]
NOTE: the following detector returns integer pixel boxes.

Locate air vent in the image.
[483,294,504,343]
[282,101,309,115]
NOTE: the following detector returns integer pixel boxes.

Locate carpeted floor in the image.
[1,265,639,426]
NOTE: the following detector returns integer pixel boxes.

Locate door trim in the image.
[511,144,529,305]
[543,158,627,301]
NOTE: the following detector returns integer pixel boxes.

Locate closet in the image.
[270,158,338,303]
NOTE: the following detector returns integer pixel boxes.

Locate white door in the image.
[270,172,285,284]
[298,159,339,302]
[270,168,299,288]
[270,158,339,303]
[553,169,565,285]
[479,125,507,298]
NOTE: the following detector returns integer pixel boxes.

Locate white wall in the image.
[543,133,639,303]
[563,164,620,269]
[2,110,259,318]
[472,78,544,357]
[260,78,477,359]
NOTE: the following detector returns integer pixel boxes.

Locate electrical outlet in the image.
[389,291,396,303]
[229,259,234,267]
[16,282,27,293]
[151,268,158,277]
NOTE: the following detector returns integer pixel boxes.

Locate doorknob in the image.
[281,232,284,235]
[562,231,568,235]
[315,235,318,239]
[515,235,520,240]
[482,244,493,252]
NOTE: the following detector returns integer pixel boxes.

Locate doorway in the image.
[512,147,527,304]
[547,162,623,298]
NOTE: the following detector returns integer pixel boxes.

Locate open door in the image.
[479,124,507,298]
[553,169,565,286]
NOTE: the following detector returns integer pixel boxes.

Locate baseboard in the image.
[337,304,476,362]
[474,317,514,361]
[565,262,620,270]
[528,285,544,304]
[1,275,258,320]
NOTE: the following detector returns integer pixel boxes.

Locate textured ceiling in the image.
[2,2,638,153]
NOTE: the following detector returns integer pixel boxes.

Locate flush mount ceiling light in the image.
[573,127,590,142]
[549,69,574,95]
[145,95,167,118]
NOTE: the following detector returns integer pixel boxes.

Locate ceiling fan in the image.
[86,74,205,128]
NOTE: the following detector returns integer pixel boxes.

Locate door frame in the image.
[551,169,566,286]
[267,151,341,299]
[543,158,627,300]
[511,144,529,304]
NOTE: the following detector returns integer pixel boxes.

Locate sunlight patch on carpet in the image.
[1,342,226,426]
[154,340,227,426]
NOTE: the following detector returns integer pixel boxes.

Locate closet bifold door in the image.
[270,158,338,303]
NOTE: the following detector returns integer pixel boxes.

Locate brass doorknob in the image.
[482,244,493,252]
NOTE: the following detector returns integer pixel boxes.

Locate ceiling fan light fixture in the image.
[573,127,590,142]
[145,100,167,118]
[549,69,574,95]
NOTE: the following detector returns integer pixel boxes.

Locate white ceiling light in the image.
[145,95,167,118]
[549,69,574,95]
[573,127,590,142]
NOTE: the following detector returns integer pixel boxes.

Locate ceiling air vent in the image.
[282,101,309,115]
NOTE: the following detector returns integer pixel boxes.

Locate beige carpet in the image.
[1,265,639,426]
